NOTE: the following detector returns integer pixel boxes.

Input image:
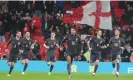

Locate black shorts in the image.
[46,56,56,62]
[8,55,17,63]
[90,53,100,63]
[111,53,121,61]
[65,51,78,57]
[21,54,29,59]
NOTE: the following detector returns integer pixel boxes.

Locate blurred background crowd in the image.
[0,1,133,62]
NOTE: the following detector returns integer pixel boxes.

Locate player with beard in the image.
[108,29,126,77]
[88,30,105,76]
[6,31,22,76]
[61,28,83,78]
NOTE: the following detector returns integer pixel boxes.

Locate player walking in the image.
[108,29,125,77]
[6,31,22,76]
[61,28,83,78]
[44,31,60,75]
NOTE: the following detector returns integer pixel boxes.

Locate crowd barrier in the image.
[0,60,133,73]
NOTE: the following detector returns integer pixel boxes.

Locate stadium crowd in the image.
[0,1,133,62]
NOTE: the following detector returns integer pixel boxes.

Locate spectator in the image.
[130,51,133,62]
[0,20,5,42]
[32,40,40,60]
[55,25,62,43]
[59,21,66,36]
[53,15,61,26]
[45,1,54,14]
[34,1,44,17]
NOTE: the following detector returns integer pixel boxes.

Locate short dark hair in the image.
[114,28,121,32]
[96,29,102,33]
[16,30,21,34]
[71,27,76,30]
[51,31,56,34]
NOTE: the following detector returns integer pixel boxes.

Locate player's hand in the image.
[5,49,9,53]
[120,47,124,50]
[107,44,109,47]
[80,50,83,55]
[46,46,50,49]
[78,56,81,60]
[89,48,92,51]
[101,45,107,49]
[31,44,34,49]
[19,50,23,53]
[60,47,63,51]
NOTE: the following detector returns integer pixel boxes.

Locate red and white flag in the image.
[80,1,112,30]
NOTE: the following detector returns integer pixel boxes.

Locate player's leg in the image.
[90,54,95,75]
[112,54,117,74]
[22,59,29,74]
[115,54,121,77]
[21,55,26,74]
[93,60,99,75]
[50,57,55,73]
[48,57,55,75]
[66,55,72,78]
[7,56,16,76]
[46,56,51,66]
[8,62,15,76]
[92,54,99,76]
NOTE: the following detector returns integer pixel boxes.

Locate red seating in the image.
[62,14,74,24]
[114,9,124,22]
[0,42,10,57]
[5,32,10,42]
[39,46,46,60]
[71,8,83,21]
[111,1,119,9]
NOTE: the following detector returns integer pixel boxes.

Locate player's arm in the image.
[55,40,60,49]
[100,39,106,49]
[121,38,126,50]
[43,39,50,49]
[31,39,36,49]
[79,37,84,55]
[87,37,92,51]
[107,37,112,47]
[60,35,68,48]
[6,38,12,49]
[19,38,24,54]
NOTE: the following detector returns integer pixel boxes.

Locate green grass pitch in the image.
[0,72,132,80]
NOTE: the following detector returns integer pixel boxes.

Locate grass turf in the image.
[0,72,132,80]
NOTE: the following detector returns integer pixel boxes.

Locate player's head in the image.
[97,30,102,36]
[51,31,56,38]
[16,31,21,38]
[25,31,30,38]
[114,29,120,36]
[71,28,76,35]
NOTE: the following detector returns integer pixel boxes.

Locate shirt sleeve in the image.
[56,40,59,45]
[121,38,126,47]
[45,39,49,45]
[108,37,113,46]
[60,35,69,46]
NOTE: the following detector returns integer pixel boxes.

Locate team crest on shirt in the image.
[100,41,102,44]
[18,42,20,45]
[114,43,118,47]
[118,40,121,43]
[72,41,75,45]
[76,38,78,42]
[54,42,56,45]
[26,45,28,47]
